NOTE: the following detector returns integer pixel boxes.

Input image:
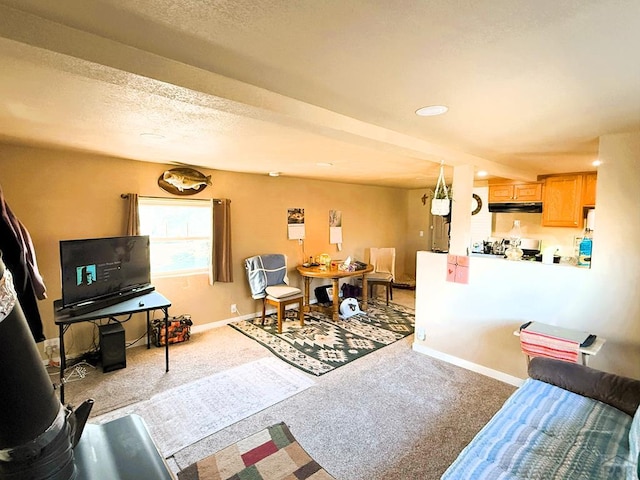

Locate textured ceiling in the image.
[0,0,638,188]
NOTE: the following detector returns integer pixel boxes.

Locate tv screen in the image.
[60,235,151,309]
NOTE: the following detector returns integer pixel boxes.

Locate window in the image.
[138,197,212,277]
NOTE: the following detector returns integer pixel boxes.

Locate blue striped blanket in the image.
[442,378,637,479]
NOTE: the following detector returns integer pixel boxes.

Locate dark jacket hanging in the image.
[0,185,46,342]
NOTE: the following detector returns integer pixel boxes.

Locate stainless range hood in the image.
[488,202,543,213]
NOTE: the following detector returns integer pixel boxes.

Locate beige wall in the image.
[0,144,409,357]
[413,132,640,381]
[404,189,433,278]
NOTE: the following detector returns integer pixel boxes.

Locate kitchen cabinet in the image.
[582,173,597,206]
[488,182,542,202]
[542,174,583,227]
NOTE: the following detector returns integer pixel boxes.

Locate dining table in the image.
[296,263,374,321]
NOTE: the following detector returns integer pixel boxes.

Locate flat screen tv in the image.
[59,235,152,312]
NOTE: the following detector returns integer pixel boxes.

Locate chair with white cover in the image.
[366,247,396,305]
[244,254,304,334]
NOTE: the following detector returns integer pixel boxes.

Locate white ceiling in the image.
[0,0,638,188]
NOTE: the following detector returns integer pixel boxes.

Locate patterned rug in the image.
[178,423,335,480]
[93,358,314,457]
[230,299,414,376]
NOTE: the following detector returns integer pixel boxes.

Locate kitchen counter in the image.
[413,251,597,381]
[469,252,581,267]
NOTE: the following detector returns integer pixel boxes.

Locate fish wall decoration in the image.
[158,167,212,195]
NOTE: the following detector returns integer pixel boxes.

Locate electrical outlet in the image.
[231,304,237,313]
[44,338,60,350]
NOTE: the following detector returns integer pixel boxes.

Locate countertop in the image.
[468,252,583,267]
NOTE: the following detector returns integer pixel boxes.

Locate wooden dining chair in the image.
[244,254,304,333]
[366,247,396,305]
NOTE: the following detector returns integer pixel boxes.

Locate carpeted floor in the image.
[61,290,517,479]
[229,298,414,376]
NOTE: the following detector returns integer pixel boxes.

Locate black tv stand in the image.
[54,290,171,404]
[62,285,155,317]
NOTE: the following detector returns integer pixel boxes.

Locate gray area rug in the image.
[92,358,314,457]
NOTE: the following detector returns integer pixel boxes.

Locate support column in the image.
[449,164,475,255]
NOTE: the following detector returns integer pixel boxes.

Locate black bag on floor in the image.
[341,283,361,298]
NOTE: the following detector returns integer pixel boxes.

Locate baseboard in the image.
[192,300,314,334]
[412,342,524,387]
[191,312,255,333]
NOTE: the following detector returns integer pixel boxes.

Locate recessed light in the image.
[415,105,448,117]
[476,170,488,177]
[268,171,281,177]
[592,160,602,167]
[140,132,165,139]
[316,162,333,167]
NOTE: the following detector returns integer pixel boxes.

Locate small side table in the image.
[513,323,606,366]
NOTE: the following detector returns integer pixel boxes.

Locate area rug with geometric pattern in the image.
[230,299,414,376]
[177,422,336,480]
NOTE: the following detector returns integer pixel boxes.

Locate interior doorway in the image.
[431,215,450,253]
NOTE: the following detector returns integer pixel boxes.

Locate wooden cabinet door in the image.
[542,175,583,227]
[489,183,542,202]
[488,184,514,202]
[513,183,542,201]
[582,173,597,206]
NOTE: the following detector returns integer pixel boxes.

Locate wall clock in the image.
[471,194,482,215]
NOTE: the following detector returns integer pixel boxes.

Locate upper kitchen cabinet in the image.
[488,181,542,202]
[541,173,596,227]
[582,173,597,207]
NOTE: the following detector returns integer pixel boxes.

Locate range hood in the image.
[488,202,543,213]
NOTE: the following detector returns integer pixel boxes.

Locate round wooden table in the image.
[296,264,374,321]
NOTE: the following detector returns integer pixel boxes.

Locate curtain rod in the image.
[120,194,226,204]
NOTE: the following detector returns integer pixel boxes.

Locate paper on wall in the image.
[287,208,305,240]
[329,210,343,248]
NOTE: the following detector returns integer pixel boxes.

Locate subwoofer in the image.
[99,323,126,372]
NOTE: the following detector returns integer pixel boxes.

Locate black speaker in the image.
[99,323,126,373]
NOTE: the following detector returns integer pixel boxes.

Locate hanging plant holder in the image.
[431,163,450,216]
[431,198,450,216]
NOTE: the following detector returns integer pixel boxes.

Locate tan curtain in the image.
[125,193,140,236]
[211,198,233,283]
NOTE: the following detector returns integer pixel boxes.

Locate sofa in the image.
[442,357,640,479]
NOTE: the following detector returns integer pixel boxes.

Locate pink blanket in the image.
[520,329,580,363]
